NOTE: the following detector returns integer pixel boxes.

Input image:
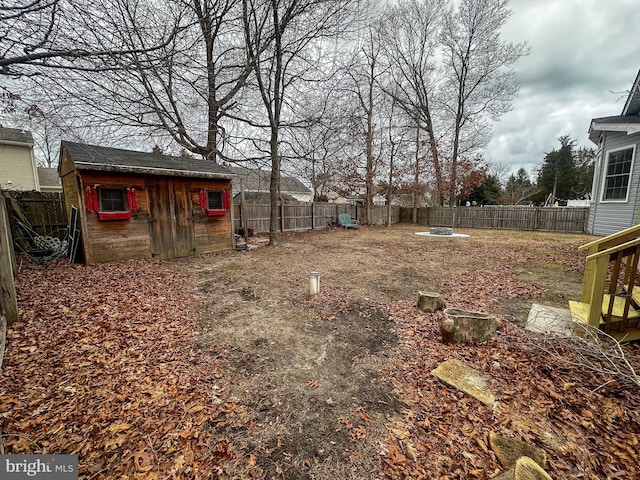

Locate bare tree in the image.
[286,91,345,201]
[380,0,447,206]
[440,0,528,206]
[242,0,357,245]
[0,0,177,75]
[380,0,526,206]
[383,98,412,226]
[343,21,387,225]
[36,0,257,162]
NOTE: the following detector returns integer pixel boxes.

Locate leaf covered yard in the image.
[1,261,246,478]
[1,226,639,479]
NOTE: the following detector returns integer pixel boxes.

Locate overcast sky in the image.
[485,0,640,179]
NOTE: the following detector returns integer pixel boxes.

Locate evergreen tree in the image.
[533,135,578,204]
[464,174,502,205]
[501,168,536,205]
[573,147,595,199]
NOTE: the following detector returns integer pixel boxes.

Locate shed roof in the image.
[61,141,234,179]
[0,127,34,146]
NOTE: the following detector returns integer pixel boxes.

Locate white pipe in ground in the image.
[309,271,320,295]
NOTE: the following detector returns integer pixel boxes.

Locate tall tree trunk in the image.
[420,107,444,206]
[206,104,219,162]
[412,125,420,223]
[268,0,283,247]
[365,106,374,225]
[269,131,280,246]
[386,144,395,227]
[364,49,376,226]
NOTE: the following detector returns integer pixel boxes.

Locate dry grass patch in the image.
[5,225,638,480]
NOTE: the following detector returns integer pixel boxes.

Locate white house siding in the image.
[0,143,40,191]
[588,131,640,236]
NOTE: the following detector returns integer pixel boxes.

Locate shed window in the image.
[199,189,231,216]
[602,146,634,202]
[100,188,127,212]
[208,191,224,210]
[85,186,137,220]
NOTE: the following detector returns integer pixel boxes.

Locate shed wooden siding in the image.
[75,171,153,263]
[190,179,234,253]
[59,157,233,264]
[588,131,640,236]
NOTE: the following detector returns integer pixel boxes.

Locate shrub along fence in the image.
[399,206,590,233]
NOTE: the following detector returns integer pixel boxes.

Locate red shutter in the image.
[85,187,94,212]
[223,190,231,210]
[92,187,100,212]
[126,188,138,212]
[199,190,207,210]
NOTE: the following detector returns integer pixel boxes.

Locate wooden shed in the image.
[58,141,235,264]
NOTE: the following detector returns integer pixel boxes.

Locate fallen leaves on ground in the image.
[1,259,260,479]
[379,263,640,479]
[2,227,640,480]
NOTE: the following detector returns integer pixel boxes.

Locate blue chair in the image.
[338,213,359,229]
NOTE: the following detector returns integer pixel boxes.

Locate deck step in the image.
[602,294,640,319]
[569,300,640,341]
[570,296,640,338]
[623,284,640,306]
[569,296,640,324]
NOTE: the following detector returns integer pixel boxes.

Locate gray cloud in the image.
[485,0,640,179]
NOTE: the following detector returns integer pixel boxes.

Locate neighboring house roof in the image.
[589,69,640,143]
[227,166,310,194]
[60,141,234,179]
[0,127,34,146]
[236,191,296,202]
[37,167,62,189]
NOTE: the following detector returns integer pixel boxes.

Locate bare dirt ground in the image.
[174,225,639,479]
[3,224,640,479]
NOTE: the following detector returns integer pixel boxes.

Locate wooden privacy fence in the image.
[3,192,590,241]
[0,193,19,372]
[3,190,67,236]
[233,202,401,233]
[400,206,590,233]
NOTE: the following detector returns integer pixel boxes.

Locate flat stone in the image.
[489,431,548,468]
[510,412,563,453]
[490,456,552,480]
[526,303,576,336]
[431,359,495,406]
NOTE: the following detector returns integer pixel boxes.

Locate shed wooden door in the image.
[147,179,194,259]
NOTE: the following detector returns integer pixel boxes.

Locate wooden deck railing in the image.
[572,224,640,341]
[578,224,640,304]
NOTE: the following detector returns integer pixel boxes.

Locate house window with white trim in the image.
[602,146,635,201]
